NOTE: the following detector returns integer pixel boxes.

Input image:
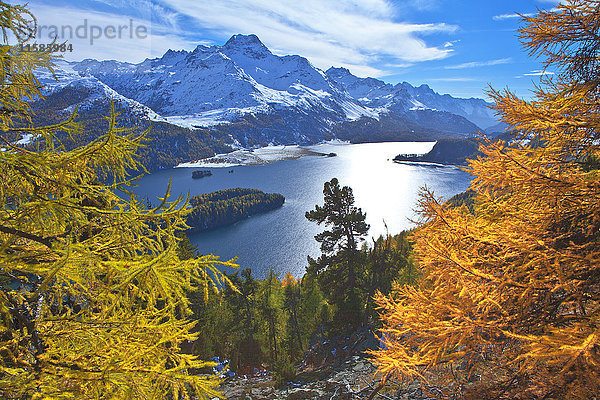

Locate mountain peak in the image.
[326,67,352,75]
[161,48,188,61]
[224,34,267,49]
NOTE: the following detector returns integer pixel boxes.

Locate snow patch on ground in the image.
[15,133,34,145]
[161,106,269,128]
[314,138,351,146]
[408,98,438,111]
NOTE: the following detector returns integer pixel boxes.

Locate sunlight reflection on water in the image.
[132,142,471,277]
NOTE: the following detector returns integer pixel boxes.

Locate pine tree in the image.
[258,269,282,363]
[282,273,303,358]
[0,3,237,398]
[373,1,600,398]
[306,178,369,327]
[176,231,198,260]
[363,231,415,325]
[298,272,328,340]
[236,269,261,368]
[239,268,259,342]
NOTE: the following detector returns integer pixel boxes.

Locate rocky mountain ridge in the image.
[31,34,499,168]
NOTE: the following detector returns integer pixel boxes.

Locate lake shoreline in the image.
[175,141,349,168]
[133,142,468,278]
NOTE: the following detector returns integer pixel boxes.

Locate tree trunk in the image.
[291,308,303,352]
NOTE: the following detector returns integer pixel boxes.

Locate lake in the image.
[131,142,472,278]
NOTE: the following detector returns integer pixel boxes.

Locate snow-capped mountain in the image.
[31,63,233,172]
[70,34,379,130]
[325,67,497,129]
[35,63,163,121]
[32,34,499,168]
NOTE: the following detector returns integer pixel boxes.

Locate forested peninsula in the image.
[394,138,481,166]
[187,188,285,232]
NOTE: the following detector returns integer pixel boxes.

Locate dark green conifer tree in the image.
[306,178,369,328]
[258,269,282,362]
[282,273,303,358]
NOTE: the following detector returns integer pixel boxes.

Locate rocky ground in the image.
[218,354,377,400]
[213,328,456,400]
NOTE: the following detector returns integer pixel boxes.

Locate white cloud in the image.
[400,0,442,11]
[90,0,180,28]
[443,40,460,48]
[493,7,560,21]
[522,70,555,76]
[493,12,535,21]
[160,0,457,76]
[445,58,512,69]
[18,0,458,77]
[383,62,414,68]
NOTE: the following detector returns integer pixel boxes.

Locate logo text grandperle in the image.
[37,19,148,45]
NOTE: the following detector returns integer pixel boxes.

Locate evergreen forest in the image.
[186,188,285,233]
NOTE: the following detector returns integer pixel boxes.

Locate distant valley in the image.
[32,34,499,171]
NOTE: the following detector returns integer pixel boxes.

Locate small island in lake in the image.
[186,188,285,233]
[192,170,213,179]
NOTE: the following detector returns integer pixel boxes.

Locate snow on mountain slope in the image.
[326,67,396,105]
[33,34,499,154]
[221,34,330,93]
[74,49,261,117]
[31,61,235,173]
[325,67,498,129]
[36,61,164,121]
[70,34,377,127]
[396,82,497,129]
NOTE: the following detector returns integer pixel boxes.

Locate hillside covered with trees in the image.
[30,94,233,172]
[176,225,416,387]
[187,188,285,233]
[394,138,481,165]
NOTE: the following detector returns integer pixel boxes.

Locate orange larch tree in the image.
[372,1,600,399]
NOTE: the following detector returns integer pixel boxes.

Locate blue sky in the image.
[12,0,561,99]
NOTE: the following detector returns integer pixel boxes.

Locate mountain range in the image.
[32,34,500,170]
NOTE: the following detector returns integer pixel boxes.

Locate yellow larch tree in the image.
[373,1,600,399]
[0,2,236,398]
